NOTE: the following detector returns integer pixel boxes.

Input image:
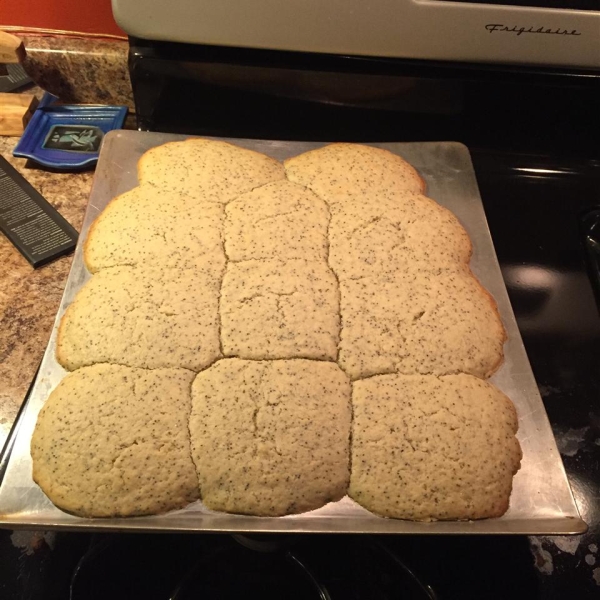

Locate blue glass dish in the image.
[13,96,128,169]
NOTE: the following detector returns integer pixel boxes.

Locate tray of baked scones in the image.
[0,131,585,534]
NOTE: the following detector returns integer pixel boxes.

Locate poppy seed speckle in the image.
[31,364,198,518]
[189,358,351,516]
[349,373,522,520]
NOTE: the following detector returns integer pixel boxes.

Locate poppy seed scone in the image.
[189,359,351,516]
[33,140,518,523]
[57,261,222,371]
[349,373,522,520]
[284,143,425,204]
[138,138,285,203]
[31,364,198,518]
[220,259,340,361]
[84,186,225,273]
[328,192,472,280]
[338,267,505,380]
[225,181,329,262]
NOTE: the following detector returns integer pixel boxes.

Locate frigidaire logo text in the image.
[485,24,582,36]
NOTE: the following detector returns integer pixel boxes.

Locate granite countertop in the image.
[0,106,93,450]
[20,35,132,107]
[0,33,133,450]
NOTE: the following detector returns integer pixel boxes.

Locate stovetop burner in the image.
[581,208,600,311]
[68,534,438,600]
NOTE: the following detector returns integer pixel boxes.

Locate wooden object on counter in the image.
[0,30,26,63]
[0,93,39,136]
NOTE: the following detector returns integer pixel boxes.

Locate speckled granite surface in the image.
[0,33,136,449]
[0,131,93,450]
[21,35,132,107]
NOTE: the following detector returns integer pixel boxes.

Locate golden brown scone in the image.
[284,143,425,204]
[138,138,285,203]
[225,180,329,263]
[338,266,506,380]
[189,358,351,516]
[57,261,222,372]
[220,259,340,361]
[349,373,522,520]
[329,192,472,279]
[84,185,225,273]
[31,364,198,517]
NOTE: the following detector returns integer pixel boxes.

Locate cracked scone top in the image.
[349,373,522,520]
[225,180,329,263]
[57,260,222,372]
[189,358,352,516]
[220,259,340,361]
[328,192,472,280]
[31,364,198,518]
[284,143,426,203]
[84,185,225,273]
[338,266,505,380]
[137,138,286,203]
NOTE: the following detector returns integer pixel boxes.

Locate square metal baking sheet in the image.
[0,131,586,534]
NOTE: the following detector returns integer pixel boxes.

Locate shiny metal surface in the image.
[0,131,586,534]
